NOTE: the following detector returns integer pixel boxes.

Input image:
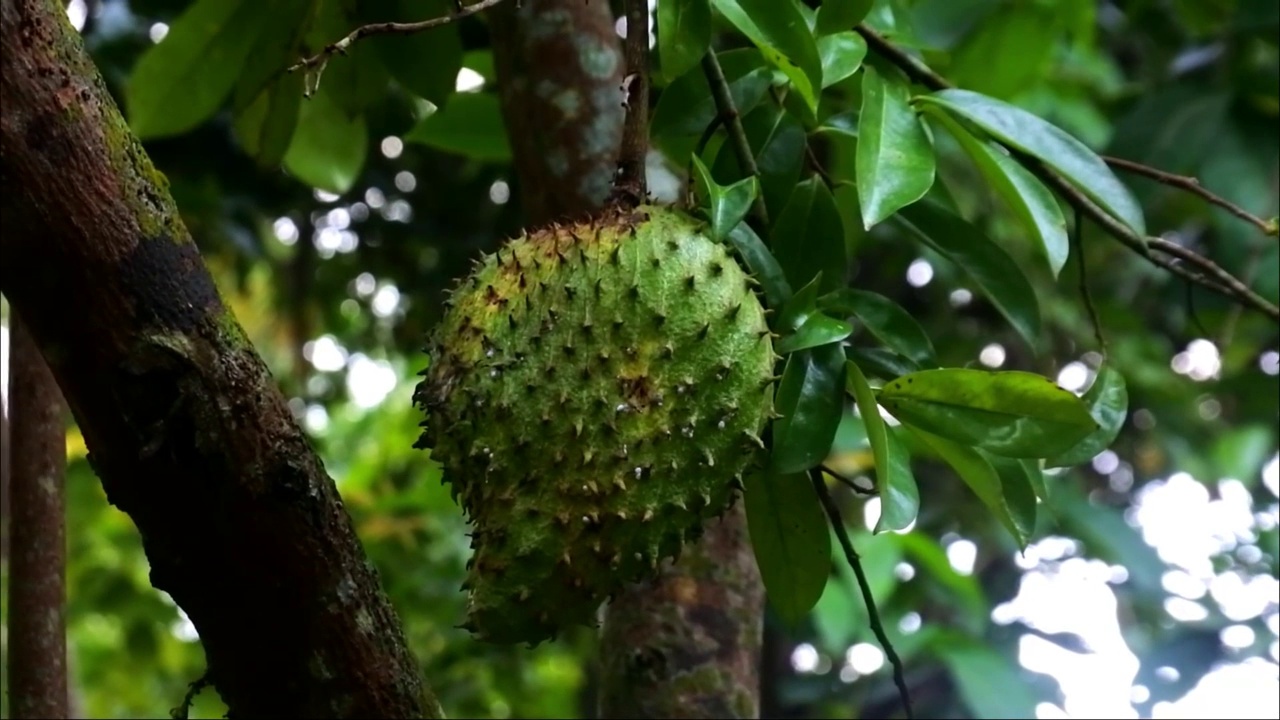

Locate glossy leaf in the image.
[652,49,771,140]
[946,5,1059,100]
[657,0,712,83]
[127,0,273,139]
[282,84,368,194]
[937,638,1040,719]
[1046,365,1129,468]
[771,177,848,295]
[404,92,512,162]
[690,155,758,241]
[233,72,304,169]
[711,0,824,113]
[918,89,1146,235]
[924,107,1069,278]
[985,453,1038,544]
[847,361,919,532]
[744,468,832,626]
[857,67,936,229]
[847,346,921,381]
[232,0,316,112]
[302,0,387,118]
[907,427,1028,547]
[713,102,808,221]
[817,32,867,88]
[771,344,848,474]
[357,0,463,106]
[727,223,792,308]
[815,0,874,36]
[878,368,1098,459]
[777,274,823,334]
[820,289,937,367]
[1023,459,1049,502]
[777,315,853,355]
[896,199,1042,350]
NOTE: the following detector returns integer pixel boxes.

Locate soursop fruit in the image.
[413,204,776,646]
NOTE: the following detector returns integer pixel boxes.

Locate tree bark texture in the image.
[6,313,68,720]
[489,0,625,225]
[598,504,764,718]
[0,2,438,716]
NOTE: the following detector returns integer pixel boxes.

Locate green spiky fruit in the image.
[413,204,775,646]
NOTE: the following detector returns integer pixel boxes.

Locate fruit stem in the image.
[611,0,650,206]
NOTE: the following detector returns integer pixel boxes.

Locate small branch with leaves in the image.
[853,23,1279,324]
[287,0,508,95]
[1103,155,1277,238]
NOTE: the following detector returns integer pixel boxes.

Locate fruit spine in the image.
[414,204,776,645]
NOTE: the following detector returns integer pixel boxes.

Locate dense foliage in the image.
[1,0,1277,718]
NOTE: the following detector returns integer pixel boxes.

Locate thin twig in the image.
[820,463,878,496]
[854,23,1280,325]
[1072,208,1107,354]
[1104,155,1275,237]
[288,0,507,74]
[701,51,768,226]
[610,0,650,204]
[169,671,211,720]
[1147,237,1279,321]
[810,470,913,720]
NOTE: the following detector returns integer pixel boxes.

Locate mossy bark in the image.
[0,1,438,716]
[6,313,68,719]
[598,503,764,718]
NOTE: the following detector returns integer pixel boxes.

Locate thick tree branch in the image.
[6,313,68,720]
[288,0,508,75]
[854,22,1279,323]
[489,0,624,225]
[610,0,650,203]
[0,1,438,716]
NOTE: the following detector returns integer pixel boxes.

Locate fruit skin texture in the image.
[414,204,775,646]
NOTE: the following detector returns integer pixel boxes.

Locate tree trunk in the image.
[490,0,625,225]
[1,356,10,561]
[598,505,764,718]
[6,313,68,720]
[0,1,437,716]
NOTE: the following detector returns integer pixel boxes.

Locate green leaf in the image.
[357,0,463,105]
[403,92,512,162]
[878,368,1098,459]
[1046,365,1128,469]
[1023,458,1049,502]
[127,0,276,139]
[727,223,792,308]
[923,108,1069,279]
[282,84,368,194]
[907,427,1028,546]
[896,199,1042,350]
[770,177,848,295]
[946,5,1059,100]
[857,67,936,229]
[847,347,920,381]
[299,0,387,118]
[820,289,937,367]
[985,453,1038,544]
[233,72,304,169]
[771,344,848,474]
[712,102,808,221]
[744,468,832,626]
[777,315,853,355]
[652,49,772,140]
[711,0,824,113]
[232,0,317,112]
[778,274,823,334]
[817,32,867,88]
[847,361,919,532]
[937,637,1040,719]
[690,155,759,241]
[815,0,874,36]
[918,89,1146,235]
[658,0,712,83]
